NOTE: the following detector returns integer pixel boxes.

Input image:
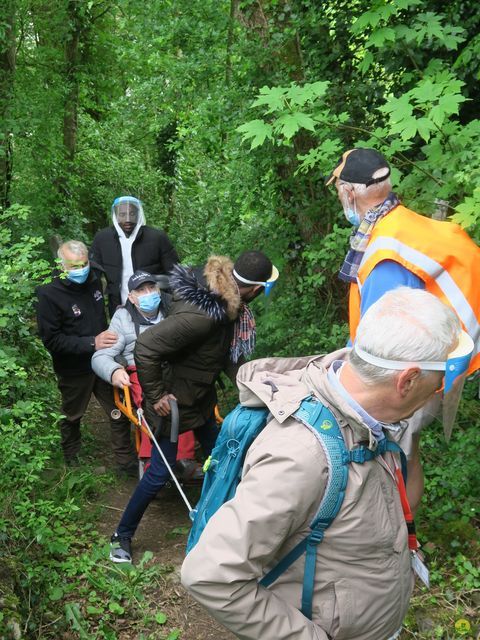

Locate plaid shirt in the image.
[338,192,401,283]
[230,304,256,363]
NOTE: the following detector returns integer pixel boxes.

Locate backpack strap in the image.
[295,399,349,619]
[348,438,407,485]
[260,398,406,621]
[260,399,347,619]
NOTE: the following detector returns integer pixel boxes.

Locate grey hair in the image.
[57,240,88,261]
[349,287,460,384]
[349,167,392,198]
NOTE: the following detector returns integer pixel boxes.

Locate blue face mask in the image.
[138,291,161,313]
[66,265,90,284]
[340,187,361,227]
[344,207,361,227]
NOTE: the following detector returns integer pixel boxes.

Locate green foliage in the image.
[0,389,177,638]
[0,205,52,406]
[238,80,345,172]
[379,70,467,143]
[237,81,329,146]
[236,1,480,235]
[1,0,479,636]
[451,187,480,231]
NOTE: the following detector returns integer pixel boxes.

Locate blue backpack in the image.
[186,397,404,619]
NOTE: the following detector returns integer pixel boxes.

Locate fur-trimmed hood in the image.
[169,256,241,321]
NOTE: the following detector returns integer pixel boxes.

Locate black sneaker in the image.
[110,533,132,563]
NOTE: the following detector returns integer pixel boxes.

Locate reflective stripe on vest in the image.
[348,205,480,373]
[361,236,480,357]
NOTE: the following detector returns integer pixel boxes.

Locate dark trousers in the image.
[56,372,135,465]
[116,416,219,539]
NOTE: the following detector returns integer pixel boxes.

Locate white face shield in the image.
[233,265,280,297]
[354,330,474,440]
[112,197,141,224]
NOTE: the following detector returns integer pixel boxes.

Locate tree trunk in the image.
[225,0,238,87]
[63,0,81,162]
[0,0,16,210]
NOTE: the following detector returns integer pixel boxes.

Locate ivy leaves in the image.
[380,71,468,142]
[237,81,329,147]
[353,2,467,75]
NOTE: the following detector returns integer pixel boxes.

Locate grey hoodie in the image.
[91,302,164,383]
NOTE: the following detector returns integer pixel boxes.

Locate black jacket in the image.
[36,270,108,376]
[134,262,240,435]
[90,225,179,316]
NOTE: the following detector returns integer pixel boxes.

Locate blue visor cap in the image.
[233,265,280,297]
[354,330,474,394]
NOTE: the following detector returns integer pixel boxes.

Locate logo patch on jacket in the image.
[72,304,82,317]
[93,290,103,301]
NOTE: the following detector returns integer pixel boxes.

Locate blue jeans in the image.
[116,416,219,539]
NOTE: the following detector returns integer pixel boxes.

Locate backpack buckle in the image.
[308,529,325,545]
[348,447,367,463]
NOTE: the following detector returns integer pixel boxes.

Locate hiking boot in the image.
[175,459,204,484]
[110,533,132,563]
[115,460,139,479]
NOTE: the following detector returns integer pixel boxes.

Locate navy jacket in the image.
[36,270,107,376]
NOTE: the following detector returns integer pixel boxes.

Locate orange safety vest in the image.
[349,205,480,374]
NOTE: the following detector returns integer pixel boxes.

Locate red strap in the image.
[395,468,419,551]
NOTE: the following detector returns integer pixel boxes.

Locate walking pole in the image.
[136,405,193,514]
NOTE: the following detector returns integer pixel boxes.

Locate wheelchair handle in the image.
[169,397,180,444]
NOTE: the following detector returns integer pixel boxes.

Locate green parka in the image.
[134,256,243,435]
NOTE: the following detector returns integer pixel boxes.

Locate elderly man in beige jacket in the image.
[181,288,467,640]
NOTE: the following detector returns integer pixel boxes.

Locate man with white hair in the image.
[326,147,480,510]
[36,240,136,472]
[182,287,473,640]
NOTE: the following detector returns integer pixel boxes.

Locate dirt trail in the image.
[88,402,235,640]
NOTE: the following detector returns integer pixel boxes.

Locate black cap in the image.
[326,148,390,187]
[234,251,275,283]
[128,270,156,292]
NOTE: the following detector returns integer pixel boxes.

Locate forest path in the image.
[88,400,234,640]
